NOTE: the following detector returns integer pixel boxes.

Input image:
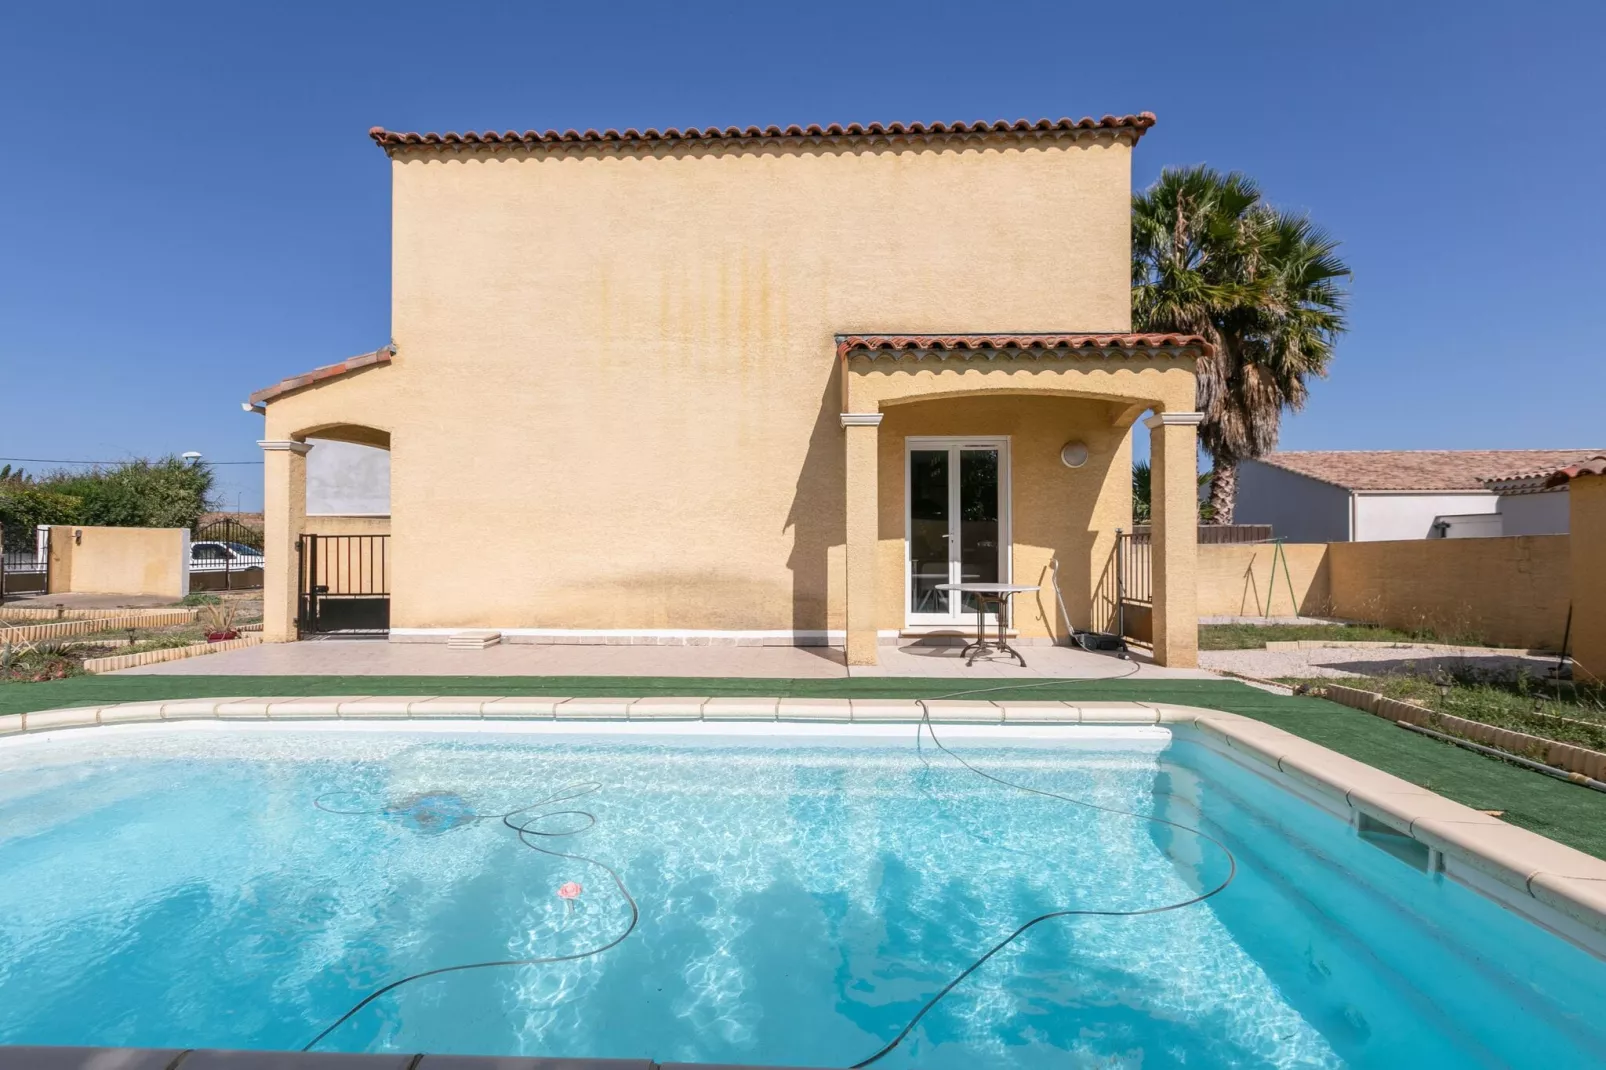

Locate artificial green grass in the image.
[5,673,1606,858]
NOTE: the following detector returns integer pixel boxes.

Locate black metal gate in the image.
[0,528,50,599]
[1115,528,1152,644]
[297,534,389,635]
[190,518,265,591]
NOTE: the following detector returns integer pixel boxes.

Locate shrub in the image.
[41,457,215,530]
[0,485,81,553]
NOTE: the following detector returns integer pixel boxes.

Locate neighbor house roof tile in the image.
[1543,454,1606,488]
[837,333,1212,359]
[369,114,1156,153]
[248,345,394,406]
[1254,450,1604,492]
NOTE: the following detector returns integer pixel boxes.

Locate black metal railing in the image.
[1132,523,1273,545]
[297,534,390,635]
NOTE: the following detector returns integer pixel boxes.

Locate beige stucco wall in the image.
[1569,477,1606,682]
[1196,543,1332,617]
[1326,536,1570,649]
[266,131,1144,635]
[303,515,391,537]
[46,525,190,599]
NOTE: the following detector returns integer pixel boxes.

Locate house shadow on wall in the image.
[785,365,846,642]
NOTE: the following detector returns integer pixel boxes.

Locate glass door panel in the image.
[909,449,951,616]
[906,439,1008,624]
[958,449,1000,615]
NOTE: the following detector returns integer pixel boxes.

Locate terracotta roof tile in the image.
[248,345,394,406]
[1543,454,1606,488]
[1254,450,1604,492]
[838,332,1211,360]
[369,114,1155,154]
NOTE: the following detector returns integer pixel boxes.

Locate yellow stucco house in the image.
[249,113,1210,666]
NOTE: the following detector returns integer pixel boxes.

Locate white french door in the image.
[905,437,1011,625]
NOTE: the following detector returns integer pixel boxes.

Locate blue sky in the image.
[3,1,1602,511]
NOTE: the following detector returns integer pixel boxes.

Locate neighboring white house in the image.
[1235,450,1599,541]
[1481,471,1573,536]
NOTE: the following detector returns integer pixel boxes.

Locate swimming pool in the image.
[0,721,1601,1068]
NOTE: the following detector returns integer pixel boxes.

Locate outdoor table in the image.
[935,582,1041,667]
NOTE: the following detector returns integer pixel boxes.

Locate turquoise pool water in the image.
[0,723,1601,1068]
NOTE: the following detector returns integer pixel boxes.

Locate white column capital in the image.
[840,412,884,428]
[1144,411,1205,430]
[258,439,312,454]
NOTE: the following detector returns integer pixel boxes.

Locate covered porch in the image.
[837,333,1210,668]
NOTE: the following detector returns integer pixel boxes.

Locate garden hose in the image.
[303,783,638,1051]
[849,669,1238,1067]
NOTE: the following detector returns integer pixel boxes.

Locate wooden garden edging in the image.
[0,610,196,644]
[82,634,262,674]
[1322,684,1606,782]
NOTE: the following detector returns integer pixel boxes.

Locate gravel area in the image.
[1201,644,1563,680]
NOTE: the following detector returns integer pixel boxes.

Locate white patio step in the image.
[447,630,503,649]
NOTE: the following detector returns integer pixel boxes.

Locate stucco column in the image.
[842,412,882,666]
[1570,474,1606,684]
[1147,412,1204,667]
[260,439,310,643]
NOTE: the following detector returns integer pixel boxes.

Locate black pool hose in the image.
[848,675,1237,1067]
[303,783,638,1051]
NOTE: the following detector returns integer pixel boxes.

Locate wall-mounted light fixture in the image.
[1060,441,1089,468]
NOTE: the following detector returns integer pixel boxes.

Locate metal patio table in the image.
[935,582,1040,667]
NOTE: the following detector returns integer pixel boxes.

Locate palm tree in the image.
[1132,166,1349,521]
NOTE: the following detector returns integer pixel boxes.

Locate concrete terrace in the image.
[101,639,1218,679]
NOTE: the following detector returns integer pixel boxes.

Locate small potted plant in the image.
[201,601,240,642]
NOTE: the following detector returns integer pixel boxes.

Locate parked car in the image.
[189,541,264,572]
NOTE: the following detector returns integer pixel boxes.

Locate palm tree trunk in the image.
[1208,463,1238,524]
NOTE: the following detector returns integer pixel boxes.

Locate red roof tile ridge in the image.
[368,114,1156,153]
[248,344,395,407]
[837,332,1211,357]
[1543,454,1606,487]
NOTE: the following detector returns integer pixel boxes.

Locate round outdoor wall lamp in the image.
[1060,441,1089,468]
